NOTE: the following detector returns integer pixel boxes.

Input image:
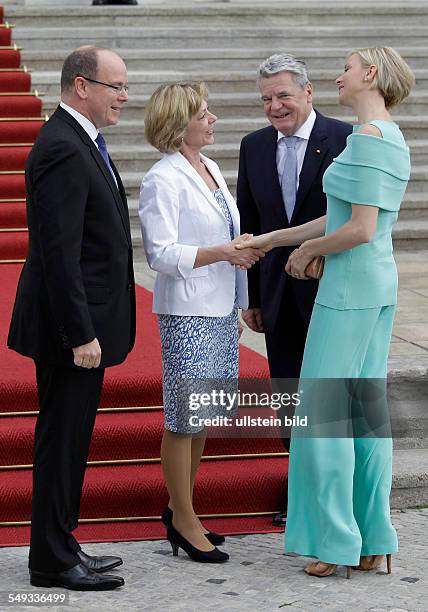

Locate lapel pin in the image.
[316,149,321,154]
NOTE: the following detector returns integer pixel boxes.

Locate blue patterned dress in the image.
[158,189,238,433]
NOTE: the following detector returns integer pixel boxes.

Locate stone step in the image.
[19,47,428,72]
[31,68,428,95]
[11,24,428,49]
[389,402,428,449]
[5,3,428,28]
[40,91,427,120]
[391,219,428,249]
[397,194,428,220]
[389,378,428,450]
[409,140,428,164]
[391,449,428,507]
[99,116,428,145]
[105,141,428,175]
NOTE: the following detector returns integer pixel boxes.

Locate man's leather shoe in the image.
[77,549,123,573]
[30,563,124,591]
[272,511,287,527]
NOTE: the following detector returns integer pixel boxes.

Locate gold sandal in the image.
[354,554,392,573]
[304,561,352,579]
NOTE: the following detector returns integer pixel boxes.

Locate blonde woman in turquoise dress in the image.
[238,47,414,578]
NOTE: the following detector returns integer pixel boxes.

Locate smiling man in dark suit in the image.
[237,54,352,525]
[8,46,136,590]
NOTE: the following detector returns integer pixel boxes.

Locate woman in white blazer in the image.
[139,82,265,564]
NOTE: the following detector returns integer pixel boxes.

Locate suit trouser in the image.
[285,303,398,566]
[29,363,105,572]
[265,289,310,379]
[265,289,311,452]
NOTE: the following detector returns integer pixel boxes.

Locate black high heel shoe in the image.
[167,524,229,563]
[161,506,225,545]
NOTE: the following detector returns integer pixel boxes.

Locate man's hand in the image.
[241,308,264,333]
[72,338,102,369]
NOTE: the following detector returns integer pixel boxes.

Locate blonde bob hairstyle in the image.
[144,81,209,153]
[350,47,415,109]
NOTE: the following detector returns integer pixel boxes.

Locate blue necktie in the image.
[95,132,117,183]
[280,136,299,221]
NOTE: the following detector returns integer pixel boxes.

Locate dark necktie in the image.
[95,132,117,184]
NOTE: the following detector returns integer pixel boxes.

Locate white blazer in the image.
[139,151,248,316]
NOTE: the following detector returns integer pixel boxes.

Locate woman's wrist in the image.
[300,239,320,259]
[196,244,228,267]
[207,243,232,263]
[271,229,289,247]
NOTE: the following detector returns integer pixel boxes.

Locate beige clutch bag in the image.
[305,256,324,279]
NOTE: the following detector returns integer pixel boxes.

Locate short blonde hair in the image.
[350,47,415,109]
[144,81,209,153]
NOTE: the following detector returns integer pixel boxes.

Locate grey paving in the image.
[1,509,427,611]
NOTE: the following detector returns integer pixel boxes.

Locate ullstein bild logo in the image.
[188,414,308,429]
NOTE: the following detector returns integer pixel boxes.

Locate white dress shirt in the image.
[276,108,316,192]
[59,101,98,142]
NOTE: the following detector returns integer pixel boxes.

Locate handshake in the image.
[226,233,272,270]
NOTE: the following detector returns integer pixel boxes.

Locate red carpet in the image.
[0,27,12,46]
[0,515,284,549]
[0,48,20,69]
[0,120,45,144]
[0,71,31,92]
[0,410,284,466]
[0,202,27,227]
[0,146,32,170]
[0,232,28,259]
[1,269,286,547]
[1,458,287,523]
[0,5,286,548]
[0,173,26,198]
[0,96,42,118]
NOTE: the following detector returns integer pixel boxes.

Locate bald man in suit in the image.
[8,46,135,590]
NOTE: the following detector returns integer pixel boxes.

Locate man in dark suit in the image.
[237,54,352,525]
[8,46,136,590]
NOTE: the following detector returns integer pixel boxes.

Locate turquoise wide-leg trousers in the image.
[284,303,398,566]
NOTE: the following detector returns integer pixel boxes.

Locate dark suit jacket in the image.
[8,106,136,368]
[237,109,352,333]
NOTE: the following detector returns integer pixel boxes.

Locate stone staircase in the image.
[2,0,428,253]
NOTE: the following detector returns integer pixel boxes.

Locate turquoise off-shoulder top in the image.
[315,120,411,310]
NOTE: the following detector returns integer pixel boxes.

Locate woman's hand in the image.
[235,232,275,251]
[224,234,267,269]
[285,241,316,280]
